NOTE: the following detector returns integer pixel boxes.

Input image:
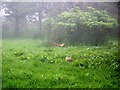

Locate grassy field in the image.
[0,40,2,89]
[2,39,119,88]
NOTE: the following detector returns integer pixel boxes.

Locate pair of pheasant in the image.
[49,42,72,62]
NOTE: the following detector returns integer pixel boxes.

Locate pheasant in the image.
[49,42,65,47]
[65,56,72,62]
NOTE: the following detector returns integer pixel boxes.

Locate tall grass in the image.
[2,39,119,88]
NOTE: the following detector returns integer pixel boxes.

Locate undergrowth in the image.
[2,39,119,88]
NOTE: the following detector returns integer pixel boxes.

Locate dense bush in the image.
[43,7,118,45]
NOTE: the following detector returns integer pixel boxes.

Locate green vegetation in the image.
[0,40,2,89]
[44,7,118,45]
[2,40,119,88]
[2,2,119,88]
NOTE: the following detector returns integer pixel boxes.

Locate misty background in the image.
[1,2,118,45]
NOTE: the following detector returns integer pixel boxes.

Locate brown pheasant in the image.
[49,42,65,47]
[65,56,72,62]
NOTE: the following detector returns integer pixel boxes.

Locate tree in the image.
[2,2,35,37]
[44,7,118,45]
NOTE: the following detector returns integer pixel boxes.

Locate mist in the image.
[1,2,119,88]
[2,2,118,44]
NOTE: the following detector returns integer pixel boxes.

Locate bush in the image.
[43,7,118,45]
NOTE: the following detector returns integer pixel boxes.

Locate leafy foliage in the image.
[2,40,119,88]
[44,7,118,45]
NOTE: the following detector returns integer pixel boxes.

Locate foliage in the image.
[43,7,118,45]
[2,40,119,88]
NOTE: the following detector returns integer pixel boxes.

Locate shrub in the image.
[43,7,118,45]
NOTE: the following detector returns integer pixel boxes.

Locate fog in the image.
[1,2,118,45]
[1,2,119,88]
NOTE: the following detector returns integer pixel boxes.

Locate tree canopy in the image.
[44,7,118,45]
[2,2,118,45]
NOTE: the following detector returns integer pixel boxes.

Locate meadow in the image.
[2,39,119,88]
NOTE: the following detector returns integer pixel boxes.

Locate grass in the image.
[0,40,2,89]
[2,39,119,88]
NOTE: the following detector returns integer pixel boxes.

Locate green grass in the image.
[0,40,2,89]
[2,39,119,88]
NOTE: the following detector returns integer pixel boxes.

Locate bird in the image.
[65,56,72,62]
[49,42,65,47]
